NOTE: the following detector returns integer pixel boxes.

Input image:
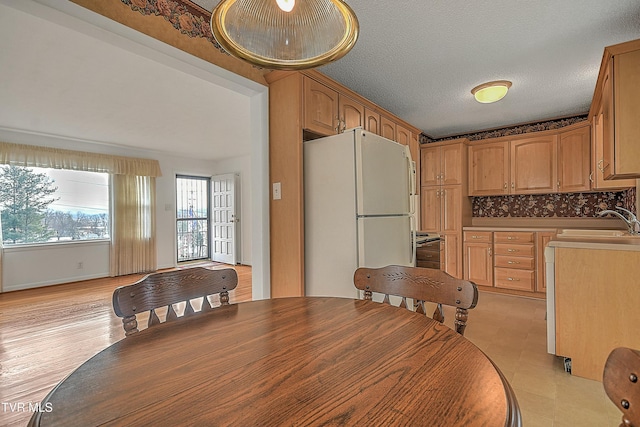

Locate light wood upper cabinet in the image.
[421,143,463,187]
[380,116,396,141]
[590,40,640,179]
[338,95,365,132]
[557,125,591,192]
[396,124,411,146]
[510,135,558,194]
[591,111,636,189]
[364,108,380,135]
[304,77,339,135]
[468,141,510,195]
[469,124,600,196]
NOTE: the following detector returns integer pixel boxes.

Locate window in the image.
[0,165,109,245]
[176,176,210,262]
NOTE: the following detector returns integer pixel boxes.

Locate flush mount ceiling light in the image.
[471,80,513,103]
[210,0,359,70]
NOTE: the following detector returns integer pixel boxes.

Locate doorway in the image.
[211,173,239,265]
[176,175,210,263]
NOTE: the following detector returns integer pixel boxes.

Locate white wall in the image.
[0,129,258,292]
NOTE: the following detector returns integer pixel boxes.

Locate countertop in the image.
[548,239,640,251]
[463,226,557,232]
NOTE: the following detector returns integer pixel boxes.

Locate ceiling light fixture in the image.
[471,80,512,103]
[210,0,359,70]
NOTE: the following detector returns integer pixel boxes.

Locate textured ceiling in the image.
[202,0,640,138]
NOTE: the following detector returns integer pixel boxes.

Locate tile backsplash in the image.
[472,188,636,218]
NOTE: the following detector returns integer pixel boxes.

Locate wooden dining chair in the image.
[112,267,238,336]
[353,265,478,335]
[603,347,640,427]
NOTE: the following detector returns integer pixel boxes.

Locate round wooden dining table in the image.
[29,297,521,426]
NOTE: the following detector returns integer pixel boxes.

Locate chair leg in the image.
[455,308,469,335]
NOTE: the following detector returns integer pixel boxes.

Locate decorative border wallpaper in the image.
[420,114,589,144]
[120,0,225,52]
[472,188,636,218]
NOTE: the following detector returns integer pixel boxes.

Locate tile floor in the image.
[457,291,621,426]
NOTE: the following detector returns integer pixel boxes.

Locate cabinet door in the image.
[396,124,411,146]
[609,50,640,178]
[601,59,615,179]
[339,95,364,132]
[304,77,338,136]
[442,233,462,279]
[536,232,555,293]
[420,146,441,187]
[441,143,462,185]
[511,135,557,194]
[364,108,380,135]
[468,141,509,196]
[380,116,396,141]
[558,125,591,192]
[440,185,460,234]
[420,186,440,233]
[464,241,493,286]
[591,112,636,189]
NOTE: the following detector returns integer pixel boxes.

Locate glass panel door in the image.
[176,176,210,262]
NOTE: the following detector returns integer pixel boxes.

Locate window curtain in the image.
[0,141,162,177]
[1,141,162,278]
[109,174,157,276]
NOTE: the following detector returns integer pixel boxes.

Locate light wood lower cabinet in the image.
[464,229,552,298]
[441,233,462,279]
[463,231,493,286]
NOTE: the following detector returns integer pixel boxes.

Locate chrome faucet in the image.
[598,207,640,235]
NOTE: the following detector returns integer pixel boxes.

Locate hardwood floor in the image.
[0,262,252,427]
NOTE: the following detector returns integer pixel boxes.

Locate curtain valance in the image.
[0,141,162,177]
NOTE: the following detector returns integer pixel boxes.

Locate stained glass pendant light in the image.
[210,0,359,70]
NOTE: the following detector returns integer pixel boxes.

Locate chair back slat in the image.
[113,267,238,336]
[354,265,478,335]
[604,347,640,427]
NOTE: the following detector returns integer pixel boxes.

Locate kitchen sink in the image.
[556,229,640,245]
[557,229,629,237]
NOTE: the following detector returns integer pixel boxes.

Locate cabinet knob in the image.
[507,277,520,282]
[511,182,515,189]
[507,236,517,240]
[507,261,520,265]
[507,249,518,253]
[503,182,507,190]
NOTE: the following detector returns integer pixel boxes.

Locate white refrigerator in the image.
[304,128,416,298]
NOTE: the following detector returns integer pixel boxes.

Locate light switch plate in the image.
[273,182,282,200]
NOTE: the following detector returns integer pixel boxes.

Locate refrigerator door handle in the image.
[406,149,416,215]
[410,214,417,266]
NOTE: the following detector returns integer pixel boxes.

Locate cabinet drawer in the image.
[418,240,441,252]
[494,231,534,244]
[463,231,492,243]
[494,267,535,291]
[417,260,440,269]
[416,249,439,261]
[494,255,535,270]
[494,243,534,257]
